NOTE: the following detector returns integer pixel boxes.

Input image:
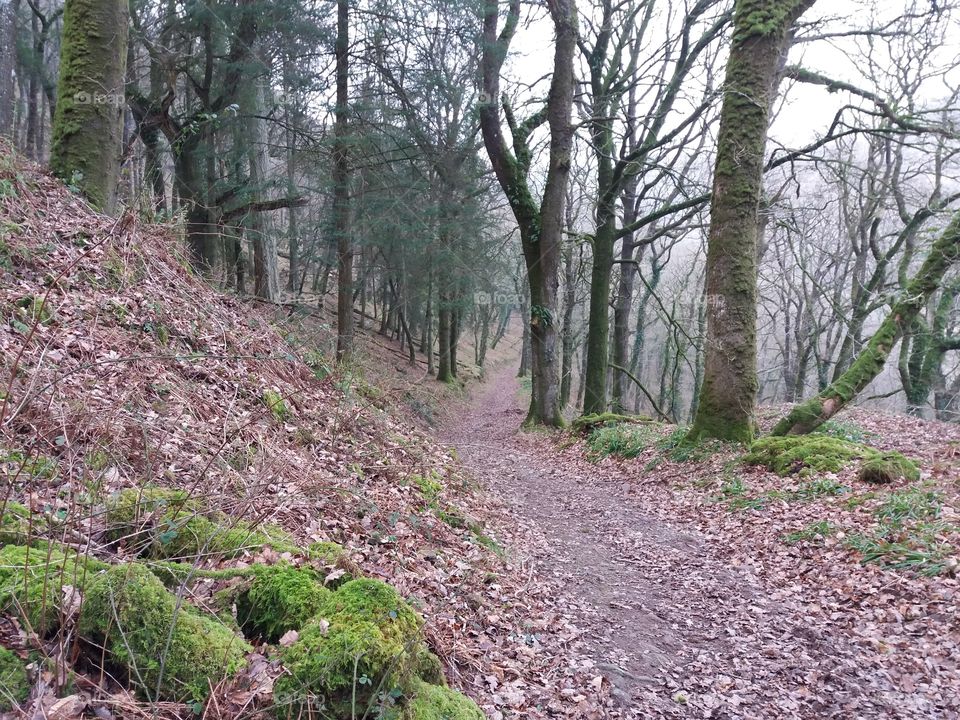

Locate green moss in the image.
[320,579,421,647]
[105,488,298,560]
[307,541,346,565]
[0,543,106,634]
[746,436,920,483]
[235,564,332,643]
[274,578,424,717]
[403,679,484,720]
[262,389,290,421]
[858,454,921,485]
[79,564,250,703]
[746,436,867,476]
[0,502,32,545]
[0,647,29,711]
[1,449,58,480]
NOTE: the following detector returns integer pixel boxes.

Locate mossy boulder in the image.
[745,435,919,482]
[236,564,332,643]
[78,564,250,703]
[403,679,484,720]
[0,647,30,711]
[0,502,32,545]
[105,488,298,560]
[858,453,921,485]
[0,543,106,634]
[274,578,424,716]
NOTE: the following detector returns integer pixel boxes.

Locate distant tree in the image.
[773,208,960,435]
[50,0,128,213]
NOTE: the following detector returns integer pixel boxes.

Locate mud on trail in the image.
[443,363,950,720]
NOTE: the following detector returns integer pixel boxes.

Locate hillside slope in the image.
[0,148,606,718]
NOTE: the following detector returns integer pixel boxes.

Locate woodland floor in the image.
[443,362,960,720]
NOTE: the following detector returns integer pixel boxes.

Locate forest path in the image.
[441,363,915,719]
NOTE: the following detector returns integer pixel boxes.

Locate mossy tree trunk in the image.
[688,0,816,442]
[479,0,577,427]
[50,0,129,214]
[772,208,960,435]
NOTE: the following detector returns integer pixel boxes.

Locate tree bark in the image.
[478,0,576,427]
[50,0,129,213]
[689,0,815,441]
[333,0,352,361]
[0,0,17,138]
[772,208,960,435]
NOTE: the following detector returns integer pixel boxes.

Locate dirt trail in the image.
[443,363,936,719]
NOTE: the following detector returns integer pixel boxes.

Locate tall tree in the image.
[0,0,16,137]
[50,0,129,213]
[334,0,353,361]
[479,0,577,426]
[688,0,816,441]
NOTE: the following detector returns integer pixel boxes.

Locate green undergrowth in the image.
[780,485,958,576]
[406,473,505,558]
[744,435,919,484]
[584,421,731,464]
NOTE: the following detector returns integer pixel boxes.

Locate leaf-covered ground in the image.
[0,147,606,718]
[446,363,960,719]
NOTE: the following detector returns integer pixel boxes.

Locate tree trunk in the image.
[333,0,352,361]
[689,0,815,442]
[772,208,960,435]
[0,0,16,138]
[50,0,130,214]
[478,0,576,427]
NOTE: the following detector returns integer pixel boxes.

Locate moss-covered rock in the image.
[274,578,425,716]
[0,502,32,545]
[105,488,298,560]
[78,564,250,702]
[403,679,484,720]
[0,647,30,711]
[0,543,106,634]
[745,435,920,483]
[858,453,921,485]
[235,564,332,643]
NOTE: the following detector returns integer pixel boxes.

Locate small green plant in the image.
[791,477,848,500]
[845,524,957,576]
[262,388,290,421]
[876,487,942,525]
[784,520,837,544]
[716,474,766,510]
[411,473,443,503]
